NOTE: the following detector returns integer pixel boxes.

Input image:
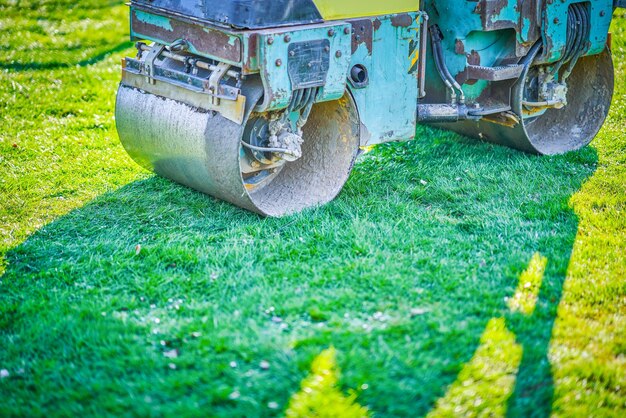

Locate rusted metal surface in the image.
[348,19,373,54]
[122,53,246,124]
[457,63,524,84]
[467,50,481,66]
[467,0,540,56]
[130,8,242,65]
[347,12,423,145]
[433,48,614,155]
[390,13,413,28]
[242,33,259,74]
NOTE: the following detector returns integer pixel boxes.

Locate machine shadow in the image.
[1,131,597,417]
[0,42,134,72]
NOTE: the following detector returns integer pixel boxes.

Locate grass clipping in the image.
[285,348,370,418]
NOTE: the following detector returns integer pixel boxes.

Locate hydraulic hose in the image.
[429,25,465,104]
[549,2,590,81]
[241,140,295,157]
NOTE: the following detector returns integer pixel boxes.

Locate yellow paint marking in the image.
[285,348,370,418]
[314,0,420,20]
[427,318,523,417]
[359,145,376,154]
[410,51,420,71]
[507,252,548,315]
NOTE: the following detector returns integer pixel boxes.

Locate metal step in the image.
[460,64,525,82]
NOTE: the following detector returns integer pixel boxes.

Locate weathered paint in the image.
[419,0,613,109]
[130,7,243,65]
[348,13,422,145]
[350,19,374,54]
[253,23,352,111]
[540,0,613,64]
[117,0,618,216]
[134,9,173,31]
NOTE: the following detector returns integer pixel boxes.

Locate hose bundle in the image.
[551,2,591,82]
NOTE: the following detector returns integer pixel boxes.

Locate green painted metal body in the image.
[252,23,352,111]
[348,13,422,145]
[422,0,613,97]
[541,0,613,62]
[127,0,614,145]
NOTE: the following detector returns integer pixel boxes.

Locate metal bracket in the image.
[143,44,165,85]
[461,64,524,82]
[418,14,429,98]
[208,62,231,105]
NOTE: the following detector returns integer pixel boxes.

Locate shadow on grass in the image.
[0,131,597,417]
[0,41,134,72]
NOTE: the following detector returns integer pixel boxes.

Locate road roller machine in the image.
[116,0,622,216]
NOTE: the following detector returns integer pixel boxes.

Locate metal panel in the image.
[348,13,423,145]
[130,8,243,65]
[539,0,613,64]
[130,0,323,29]
[254,22,352,111]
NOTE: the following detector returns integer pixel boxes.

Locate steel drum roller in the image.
[115,80,360,216]
[441,48,615,155]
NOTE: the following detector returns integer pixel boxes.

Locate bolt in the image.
[289,50,296,57]
[324,46,330,52]
[328,29,335,37]
[284,34,291,42]
[335,51,342,58]
[553,18,559,24]
[267,37,274,45]
[600,10,606,17]
[275,59,282,67]
[344,27,350,35]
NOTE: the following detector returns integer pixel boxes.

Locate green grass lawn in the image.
[1,1,625,416]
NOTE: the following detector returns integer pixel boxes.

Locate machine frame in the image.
[116,0,622,215]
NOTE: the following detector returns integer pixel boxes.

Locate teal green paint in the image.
[130,9,243,67]
[539,0,612,63]
[134,9,173,31]
[128,0,614,135]
[522,17,531,41]
[422,0,612,88]
[256,23,352,111]
[348,13,422,145]
[421,0,521,103]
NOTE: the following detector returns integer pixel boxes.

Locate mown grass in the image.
[1,1,625,416]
